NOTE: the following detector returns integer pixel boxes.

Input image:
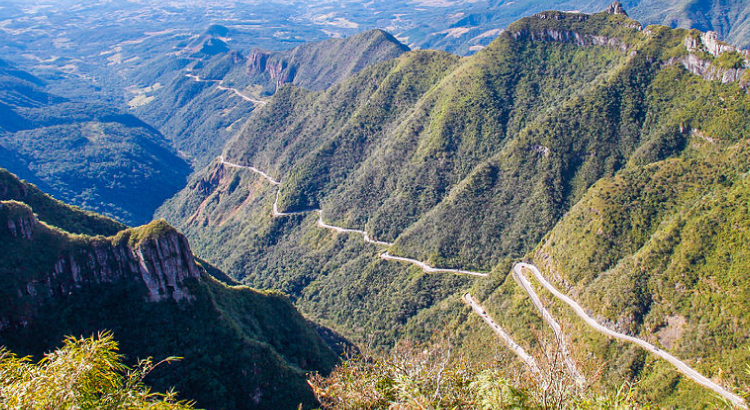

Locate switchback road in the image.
[218,155,747,408]
[186,73,268,105]
[463,292,541,378]
[515,263,747,409]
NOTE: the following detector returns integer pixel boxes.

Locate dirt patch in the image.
[656,315,687,349]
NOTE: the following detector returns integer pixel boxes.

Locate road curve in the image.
[219,156,489,262]
[463,292,541,377]
[381,252,487,277]
[515,263,748,409]
[218,155,746,407]
[316,211,394,246]
[220,156,280,185]
[511,264,586,385]
[186,73,268,105]
[219,156,489,275]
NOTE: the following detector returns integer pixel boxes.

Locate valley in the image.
[2,0,750,408]
[220,131,748,407]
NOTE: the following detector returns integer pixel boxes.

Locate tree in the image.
[0,332,194,409]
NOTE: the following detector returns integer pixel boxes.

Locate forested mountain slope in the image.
[135,28,410,166]
[158,4,750,407]
[0,168,338,410]
[0,60,190,225]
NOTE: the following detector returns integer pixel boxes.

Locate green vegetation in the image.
[0,168,125,236]
[159,8,750,408]
[136,29,410,167]
[0,332,193,409]
[1,185,339,409]
[713,50,747,70]
[309,342,647,410]
[0,60,190,225]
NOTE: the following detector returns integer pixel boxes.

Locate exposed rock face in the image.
[2,204,201,306]
[671,54,746,83]
[604,1,627,16]
[52,228,200,303]
[699,31,736,57]
[511,28,631,52]
[515,9,638,52]
[678,31,749,85]
[131,229,201,302]
[266,58,295,89]
[246,49,270,74]
[245,50,296,91]
[4,202,35,240]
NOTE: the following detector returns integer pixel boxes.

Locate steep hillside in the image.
[0,171,338,410]
[0,60,191,225]
[158,5,750,407]
[0,167,125,236]
[135,29,410,166]
[226,29,411,94]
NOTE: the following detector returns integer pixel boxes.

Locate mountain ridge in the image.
[0,168,339,410]
[159,6,750,407]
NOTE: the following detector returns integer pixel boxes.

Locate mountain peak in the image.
[604,1,627,16]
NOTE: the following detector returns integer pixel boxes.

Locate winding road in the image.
[512,264,586,386]
[186,73,268,105]
[514,263,748,409]
[219,156,483,275]
[217,155,747,408]
[463,292,541,378]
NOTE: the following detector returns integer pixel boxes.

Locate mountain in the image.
[0,168,339,409]
[133,28,410,166]
[628,0,750,49]
[0,59,191,225]
[225,29,411,94]
[158,4,750,407]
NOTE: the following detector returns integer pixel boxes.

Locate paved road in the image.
[463,292,542,377]
[220,156,279,185]
[515,263,748,409]
[219,156,490,274]
[381,252,487,277]
[218,155,747,408]
[186,73,268,105]
[512,264,586,385]
[317,212,394,246]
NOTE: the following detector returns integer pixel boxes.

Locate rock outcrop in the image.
[677,31,749,85]
[246,51,295,90]
[2,202,201,309]
[604,1,628,16]
[511,27,631,51]
[3,201,35,240]
[246,48,270,73]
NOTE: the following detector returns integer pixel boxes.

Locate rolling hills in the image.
[0,59,191,225]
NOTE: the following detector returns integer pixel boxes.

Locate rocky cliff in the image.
[677,30,749,84]
[1,200,201,334]
[0,185,339,409]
